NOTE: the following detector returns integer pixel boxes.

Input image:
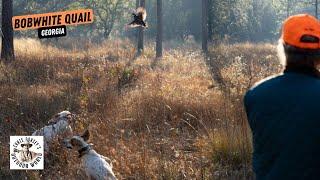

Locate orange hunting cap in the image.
[281,14,320,49]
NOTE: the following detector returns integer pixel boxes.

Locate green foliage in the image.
[8,0,320,43]
[12,0,132,41]
[208,0,277,42]
[88,0,132,39]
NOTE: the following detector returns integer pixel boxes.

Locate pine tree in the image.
[1,0,14,61]
[156,0,163,58]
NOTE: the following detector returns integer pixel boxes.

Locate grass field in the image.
[0,38,281,179]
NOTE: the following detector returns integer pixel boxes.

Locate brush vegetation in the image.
[0,39,281,179]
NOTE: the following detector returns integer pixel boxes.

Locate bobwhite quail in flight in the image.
[127,7,147,28]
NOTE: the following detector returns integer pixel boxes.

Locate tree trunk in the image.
[137,0,145,55]
[208,0,213,41]
[156,0,163,58]
[1,0,14,61]
[202,0,208,53]
[286,0,289,18]
[316,0,318,19]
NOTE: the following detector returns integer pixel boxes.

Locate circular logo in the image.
[10,136,44,170]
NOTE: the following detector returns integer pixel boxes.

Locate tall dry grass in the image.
[0,38,281,179]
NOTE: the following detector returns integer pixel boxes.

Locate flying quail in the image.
[127,7,147,28]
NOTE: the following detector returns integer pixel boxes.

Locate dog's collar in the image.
[78,145,91,158]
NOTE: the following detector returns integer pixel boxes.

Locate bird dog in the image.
[32,111,75,152]
[64,130,117,180]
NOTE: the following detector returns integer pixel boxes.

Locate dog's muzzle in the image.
[62,139,73,149]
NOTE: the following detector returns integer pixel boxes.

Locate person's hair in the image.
[277,39,320,69]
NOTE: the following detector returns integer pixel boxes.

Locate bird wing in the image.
[127,23,141,28]
[137,7,147,21]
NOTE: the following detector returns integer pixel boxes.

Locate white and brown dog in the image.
[32,111,75,151]
[64,130,117,180]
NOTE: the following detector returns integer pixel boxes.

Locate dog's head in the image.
[63,129,90,150]
[48,111,75,125]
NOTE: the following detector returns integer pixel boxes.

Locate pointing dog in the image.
[64,130,117,180]
[32,111,75,151]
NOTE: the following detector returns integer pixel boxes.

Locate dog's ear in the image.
[81,129,90,141]
[48,113,60,124]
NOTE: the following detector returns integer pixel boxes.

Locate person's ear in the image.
[81,129,90,141]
